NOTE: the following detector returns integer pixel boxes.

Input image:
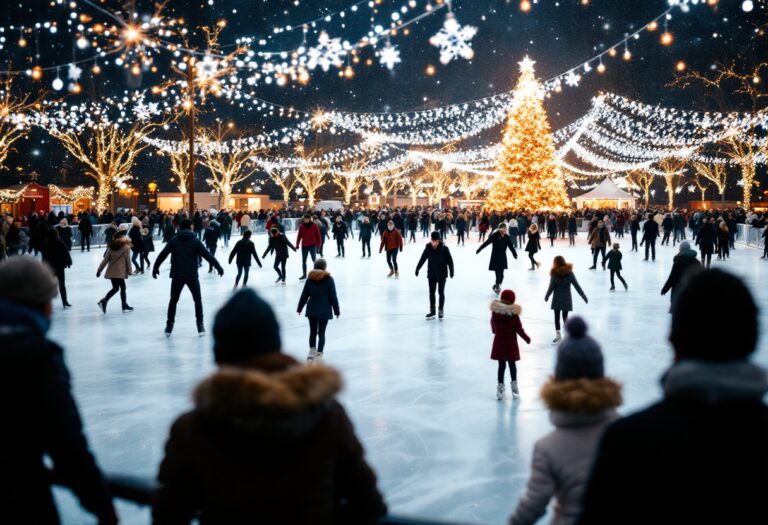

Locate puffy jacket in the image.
[297,270,340,320]
[379,229,403,252]
[153,229,222,280]
[41,238,72,270]
[229,239,261,268]
[296,222,322,248]
[263,233,296,260]
[97,237,133,279]
[415,242,454,280]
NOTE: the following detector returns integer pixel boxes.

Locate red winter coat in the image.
[296,222,322,248]
[490,300,531,361]
[379,228,403,252]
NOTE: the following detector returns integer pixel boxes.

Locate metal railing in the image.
[48,468,477,525]
[736,224,766,250]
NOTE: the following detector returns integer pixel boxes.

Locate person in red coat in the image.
[296,214,322,280]
[379,219,404,278]
[490,289,531,401]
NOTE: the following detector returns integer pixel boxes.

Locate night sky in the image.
[1,0,767,200]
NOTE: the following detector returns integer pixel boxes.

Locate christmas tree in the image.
[487,57,570,211]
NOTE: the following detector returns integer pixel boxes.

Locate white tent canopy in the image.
[574,177,637,209]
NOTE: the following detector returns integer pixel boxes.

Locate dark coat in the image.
[77,218,93,237]
[358,223,373,241]
[142,231,155,253]
[489,300,530,361]
[545,268,588,312]
[0,299,115,525]
[578,360,768,525]
[203,225,220,248]
[229,239,261,267]
[104,226,117,245]
[153,229,222,280]
[525,231,541,254]
[153,353,387,525]
[603,250,622,271]
[332,222,349,241]
[477,230,517,270]
[298,270,340,320]
[641,219,659,240]
[129,225,143,253]
[263,233,296,260]
[547,219,558,238]
[415,241,454,281]
[568,217,578,234]
[41,237,73,270]
[697,223,716,255]
[56,225,72,250]
[661,249,701,303]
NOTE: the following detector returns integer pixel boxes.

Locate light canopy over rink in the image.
[53,230,767,525]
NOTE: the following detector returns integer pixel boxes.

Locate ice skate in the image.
[425,311,436,320]
[314,352,324,365]
[274,276,282,284]
[197,324,206,337]
[395,271,400,279]
[164,323,173,337]
[496,383,505,401]
[387,270,395,278]
[624,283,629,291]
[307,347,317,362]
[122,304,134,312]
[492,283,500,294]
[438,310,444,320]
[97,299,107,314]
[511,381,520,398]
[553,330,562,344]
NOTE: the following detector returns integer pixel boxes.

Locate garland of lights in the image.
[48,184,95,203]
[0,185,28,204]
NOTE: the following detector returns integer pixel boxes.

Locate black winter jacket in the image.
[476,231,517,270]
[41,238,73,270]
[332,222,349,241]
[416,242,454,280]
[263,233,296,260]
[297,270,340,320]
[661,249,701,302]
[153,229,222,280]
[642,220,659,240]
[229,239,261,267]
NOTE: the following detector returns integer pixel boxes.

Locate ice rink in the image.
[52,228,768,524]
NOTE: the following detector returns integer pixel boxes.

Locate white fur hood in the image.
[490,300,522,316]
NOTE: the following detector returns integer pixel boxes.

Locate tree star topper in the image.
[429,12,477,65]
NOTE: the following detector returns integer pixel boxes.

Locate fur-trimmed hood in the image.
[490,299,521,316]
[308,269,331,281]
[551,264,573,278]
[109,235,132,251]
[541,377,622,417]
[193,354,343,439]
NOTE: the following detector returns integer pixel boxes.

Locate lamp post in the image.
[148,181,158,210]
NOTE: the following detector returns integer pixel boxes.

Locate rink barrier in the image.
[736,224,765,250]
[46,468,479,525]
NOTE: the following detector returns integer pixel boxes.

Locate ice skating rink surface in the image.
[53,230,768,524]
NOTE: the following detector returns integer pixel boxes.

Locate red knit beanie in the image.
[500,289,516,304]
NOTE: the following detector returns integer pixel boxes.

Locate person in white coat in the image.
[508,317,622,525]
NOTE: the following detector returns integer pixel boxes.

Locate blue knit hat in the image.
[555,317,605,380]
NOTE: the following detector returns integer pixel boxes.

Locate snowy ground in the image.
[52,229,768,525]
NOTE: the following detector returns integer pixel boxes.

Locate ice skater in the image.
[41,228,73,309]
[490,289,531,400]
[696,218,716,268]
[547,214,558,247]
[228,229,262,288]
[661,241,700,309]
[297,259,340,364]
[588,220,611,270]
[629,214,640,251]
[456,213,467,246]
[359,216,373,257]
[544,256,588,343]
[525,223,542,270]
[262,227,296,284]
[568,214,577,246]
[140,227,154,272]
[476,222,517,294]
[415,231,454,320]
[642,214,659,261]
[296,214,322,280]
[379,219,404,278]
[96,230,134,313]
[603,243,628,291]
[332,216,349,258]
[153,218,224,337]
[203,220,220,273]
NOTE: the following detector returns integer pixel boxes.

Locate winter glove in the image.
[415,270,419,277]
[96,272,100,278]
[217,268,224,277]
[475,248,480,254]
[450,273,454,279]
[152,270,159,279]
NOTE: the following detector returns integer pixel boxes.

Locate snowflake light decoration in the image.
[306,32,344,72]
[196,54,220,82]
[133,99,159,121]
[68,63,82,81]
[429,12,477,65]
[565,71,582,87]
[377,43,401,71]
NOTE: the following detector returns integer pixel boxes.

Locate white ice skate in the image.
[552,331,562,344]
[511,381,520,398]
[496,383,505,401]
[307,347,318,362]
[314,352,324,365]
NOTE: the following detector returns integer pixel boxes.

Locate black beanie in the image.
[555,317,605,380]
[431,231,441,241]
[671,269,758,361]
[213,289,281,364]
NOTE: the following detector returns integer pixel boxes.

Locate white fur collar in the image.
[490,300,522,316]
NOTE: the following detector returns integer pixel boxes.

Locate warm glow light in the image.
[676,61,687,72]
[131,63,141,76]
[18,37,27,48]
[91,64,101,75]
[519,0,531,12]
[647,21,658,31]
[123,25,142,44]
[31,66,42,80]
[597,62,606,74]
[425,64,436,76]
[608,48,617,57]
[344,65,355,79]
[298,69,310,84]
[623,49,632,61]
[71,83,82,94]
[660,32,673,46]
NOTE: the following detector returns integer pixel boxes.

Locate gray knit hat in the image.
[0,256,59,307]
[555,317,604,380]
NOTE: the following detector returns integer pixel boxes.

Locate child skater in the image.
[262,227,296,285]
[490,289,531,400]
[603,243,628,291]
[228,229,262,289]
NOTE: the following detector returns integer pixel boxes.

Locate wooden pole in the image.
[187,62,196,217]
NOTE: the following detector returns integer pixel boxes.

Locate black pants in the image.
[569,232,576,246]
[529,253,538,268]
[662,231,671,245]
[273,257,287,281]
[167,278,203,325]
[206,245,217,271]
[457,231,465,245]
[104,278,126,305]
[361,238,371,257]
[497,360,517,383]
[609,269,627,289]
[718,243,729,259]
[422,225,429,238]
[428,278,446,312]
[140,251,151,270]
[644,238,656,260]
[592,246,606,267]
[631,231,638,251]
[235,264,250,286]
[55,268,68,305]
[131,250,142,271]
[494,268,504,286]
[336,239,345,257]
[308,317,329,353]
[554,309,569,330]
[386,249,399,271]
[409,229,416,242]
[479,231,487,242]
[702,252,712,268]
[549,234,556,247]
[301,246,317,277]
[80,235,90,251]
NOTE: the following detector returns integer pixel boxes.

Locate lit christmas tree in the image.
[487,57,570,211]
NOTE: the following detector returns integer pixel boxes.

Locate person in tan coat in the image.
[96,230,134,313]
[587,220,611,270]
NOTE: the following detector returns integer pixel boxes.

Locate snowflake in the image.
[133,100,159,121]
[429,12,477,65]
[377,43,401,71]
[196,54,220,81]
[68,63,82,81]
[306,32,344,72]
[565,71,582,87]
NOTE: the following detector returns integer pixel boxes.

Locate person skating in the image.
[262,227,296,284]
[587,220,611,270]
[203,219,221,273]
[456,213,467,246]
[297,259,340,364]
[545,256,588,343]
[525,224,542,271]
[96,230,134,313]
[716,220,730,260]
[228,229,262,288]
[379,219,404,278]
[56,218,73,250]
[641,214,659,261]
[128,217,145,274]
[696,217,716,268]
[568,214,578,247]
[78,214,93,252]
[476,222,518,294]
[629,214,640,251]
[762,227,768,259]
[315,216,329,257]
[153,218,224,337]
[603,243,628,291]
[661,241,700,309]
[415,231,454,320]
[359,215,373,257]
[296,214,322,280]
[490,289,531,400]
[547,214,558,247]
[140,226,154,272]
[332,215,349,258]
[661,213,673,245]
[509,317,621,525]
[41,227,73,308]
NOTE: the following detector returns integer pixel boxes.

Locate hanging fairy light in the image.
[520,0,532,13]
[52,67,64,91]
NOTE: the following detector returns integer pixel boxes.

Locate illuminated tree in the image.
[455,170,482,200]
[625,170,655,207]
[157,131,192,207]
[332,155,369,205]
[658,158,687,210]
[0,76,38,170]
[421,160,452,206]
[721,134,760,209]
[692,160,728,201]
[267,169,297,206]
[692,174,710,201]
[198,124,260,209]
[401,173,425,207]
[373,172,400,208]
[292,140,327,208]
[488,57,570,211]
[50,119,163,212]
